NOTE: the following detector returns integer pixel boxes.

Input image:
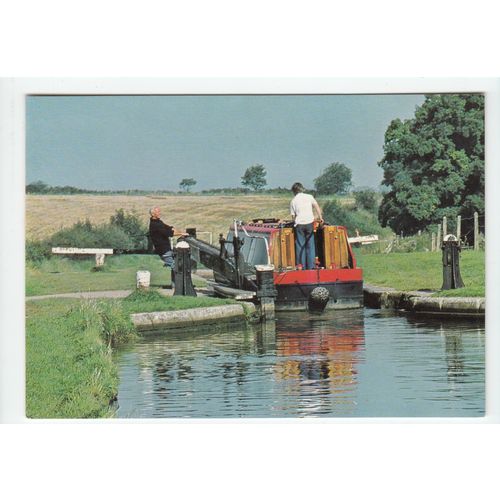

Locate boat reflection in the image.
[271,310,365,416]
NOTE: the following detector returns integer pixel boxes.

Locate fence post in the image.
[431,233,436,252]
[474,212,479,250]
[457,215,461,242]
[443,216,447,239]
[437,224,441,251]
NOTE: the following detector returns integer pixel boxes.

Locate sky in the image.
[26,94,425,191]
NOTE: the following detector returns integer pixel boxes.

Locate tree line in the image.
[27,162,354,196]
[25,181,177,196]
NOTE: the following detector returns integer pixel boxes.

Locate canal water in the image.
[114,309,485,418]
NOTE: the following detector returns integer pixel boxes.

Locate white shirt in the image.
[290,192,316,225]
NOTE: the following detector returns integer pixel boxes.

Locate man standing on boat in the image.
[290,182,323,270]
[148,206,187,271]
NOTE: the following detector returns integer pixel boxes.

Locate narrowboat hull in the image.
[274,281,363,311]
[273,268,363,311]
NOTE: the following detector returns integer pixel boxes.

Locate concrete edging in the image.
[363,284,485,317]
[131,303,256,333]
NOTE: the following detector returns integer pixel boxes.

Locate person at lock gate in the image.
[148,206,187,270]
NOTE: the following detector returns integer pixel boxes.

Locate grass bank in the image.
[356,250,485,297]
[26,254,207,296]
[26,290,239,418]
[26,299,134,418]
[121,289,236,314]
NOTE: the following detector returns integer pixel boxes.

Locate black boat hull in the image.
[275,280,363,311]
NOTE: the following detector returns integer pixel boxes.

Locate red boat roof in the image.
[237,221,349,232]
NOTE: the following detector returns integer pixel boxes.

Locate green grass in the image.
[26,254,206,296]
[26,299,120,418]
[355,250,485,297]
[120,288,237,314]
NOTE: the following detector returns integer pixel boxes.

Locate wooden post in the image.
[457,215,461,242]
[256,265,276,321]
[437,224,441,251]
[474,212,479,250]
[443,216,447,239]
[431,233,436,252]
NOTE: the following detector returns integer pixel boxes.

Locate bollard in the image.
[95,253,106,267]
[136,270,151,289]
[441,235,464,290]
[173,241,197,297]
[255,265,277,321]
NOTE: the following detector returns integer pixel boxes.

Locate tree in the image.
[353,188,377,211]
[378,94,484,235]
[313,163,352,195]
[179,178,197,192]
[26,180,49,194]
[110,209,148,248]
[241,164,267,191]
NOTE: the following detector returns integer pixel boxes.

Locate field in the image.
[26,194,296,241]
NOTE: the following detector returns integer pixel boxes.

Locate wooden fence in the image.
[370,212,484,254]
[429,212,483,251]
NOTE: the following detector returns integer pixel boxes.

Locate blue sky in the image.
[26,94,425,191]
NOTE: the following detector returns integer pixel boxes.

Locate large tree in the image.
[241,164,267,191]
[314,162,352,195]
[378,94,484,235]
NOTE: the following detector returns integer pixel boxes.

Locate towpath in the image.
[26,269,215,301]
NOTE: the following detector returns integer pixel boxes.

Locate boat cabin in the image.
[225,218,357,272]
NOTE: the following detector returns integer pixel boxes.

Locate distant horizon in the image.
[26,94,425,192]
[25,178,387,193]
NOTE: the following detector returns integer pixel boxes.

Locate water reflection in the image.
[444,334,465,381]
[114,309,484,418]
[271,311,365,416]
[403,313,485,386]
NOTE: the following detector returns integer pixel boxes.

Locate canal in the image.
[114,309,485,418]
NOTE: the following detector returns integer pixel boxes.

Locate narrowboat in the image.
[184,218,363,313]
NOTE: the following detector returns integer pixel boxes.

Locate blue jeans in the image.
[159,250,174,269]
[295,223,316,270]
